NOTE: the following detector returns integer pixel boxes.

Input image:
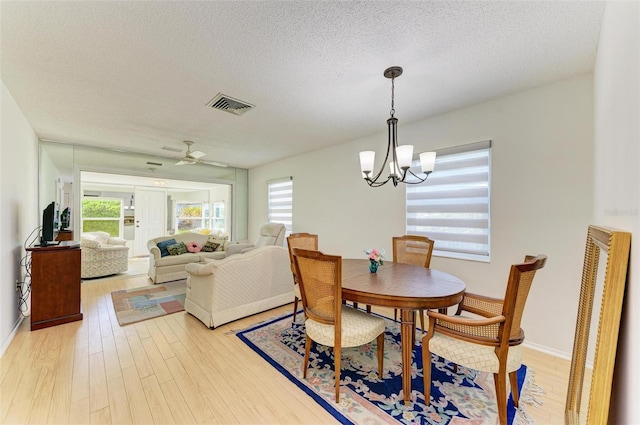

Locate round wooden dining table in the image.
[341,259,466,403]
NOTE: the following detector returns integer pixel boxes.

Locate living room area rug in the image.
[110,280,186,326]
[237,312,541,425]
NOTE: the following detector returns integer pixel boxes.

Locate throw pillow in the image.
[167,241,188,256]
[186,241,202,253]
[157,238,177,257]
[201,241,220,252]
[206,236,226,252]
[214,240,226,252]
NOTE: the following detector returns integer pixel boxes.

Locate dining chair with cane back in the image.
[422,254,547,425]
[292,248,386,403]
[286,233,319,324]
[392,235,435,328]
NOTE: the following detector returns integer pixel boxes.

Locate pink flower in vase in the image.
[365,248,385,265]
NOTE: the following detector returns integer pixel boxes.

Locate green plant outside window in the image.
[176,203,202,233]
[82,199,122,236]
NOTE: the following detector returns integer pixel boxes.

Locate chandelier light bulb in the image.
[359,151,375,174]
[420,152,436,173]
[396,145,414,169]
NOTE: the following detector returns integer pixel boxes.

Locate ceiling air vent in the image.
[206,93,255,116]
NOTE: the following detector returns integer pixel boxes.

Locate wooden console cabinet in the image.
[26,241,83,330]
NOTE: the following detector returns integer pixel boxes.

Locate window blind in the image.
[406,141,491,261]
[267,177,293,237]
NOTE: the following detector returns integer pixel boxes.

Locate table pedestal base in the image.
[401,309,415,403]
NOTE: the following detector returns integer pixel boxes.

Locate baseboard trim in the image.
[523,340,594,369]
[0,315,24,358]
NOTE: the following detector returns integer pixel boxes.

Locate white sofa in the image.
[147,232,231,284]
[80,231,129,278]
[184,245,294,328]
[147,223,288,284]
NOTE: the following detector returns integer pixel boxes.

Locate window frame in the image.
[81,197,124,238]
[175,201,205,233]
[267,177,293,238]
[174,200,227,234]
[405,140,492,262]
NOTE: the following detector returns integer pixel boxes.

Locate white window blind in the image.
[406,141,491,261]
[268,177,293,237]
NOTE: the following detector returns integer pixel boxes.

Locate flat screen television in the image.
[40,201,59,246]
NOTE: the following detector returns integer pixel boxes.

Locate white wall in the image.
[38,145,61,212]
[0,81,39,355]
[249,74,594,355]
[593,1,639,422]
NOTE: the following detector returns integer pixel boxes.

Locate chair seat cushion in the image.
[428,332,522,374]
[305,306,385,348]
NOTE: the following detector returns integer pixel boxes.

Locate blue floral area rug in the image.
[237,312,541,425]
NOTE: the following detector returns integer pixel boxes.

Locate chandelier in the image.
[359,66,436,187]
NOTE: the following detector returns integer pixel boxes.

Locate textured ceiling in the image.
[1,1,604,169]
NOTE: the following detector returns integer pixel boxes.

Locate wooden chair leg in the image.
[292,296,299,324]
[394,308,398,321]
[366,305,371,314]
[494,370,508,425]
[352,302,358,310]
[412,311,417,344]
[334,345,341,402]
[422,345,432,405]
[509,371,519,407]
[419,309,425,333]
[303,335,312,378]
[377,333,384,377]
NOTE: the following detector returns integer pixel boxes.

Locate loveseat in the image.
[184,245,294,328]
[80,231,129,278]
[147,232,232,284]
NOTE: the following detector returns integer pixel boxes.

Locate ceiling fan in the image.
[168,141,228,167]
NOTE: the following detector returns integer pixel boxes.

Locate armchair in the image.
[421,254,547,425]
[286,233,318,324]
[225,222,286,256]
[80,231,129,278]
[392,235,435,327]
[292,248,385,403]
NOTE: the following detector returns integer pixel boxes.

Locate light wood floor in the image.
[1,275,587,424]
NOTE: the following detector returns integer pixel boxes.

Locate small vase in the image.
[369,260,379,273]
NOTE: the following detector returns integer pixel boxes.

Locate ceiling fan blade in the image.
[201,159,229,168]
[176,156,197,165]
[190,150,206,159]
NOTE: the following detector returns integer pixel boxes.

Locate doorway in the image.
[133,188,166,256]
[80,171,232,257]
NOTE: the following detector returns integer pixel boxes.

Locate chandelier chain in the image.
[390,76,395,117]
